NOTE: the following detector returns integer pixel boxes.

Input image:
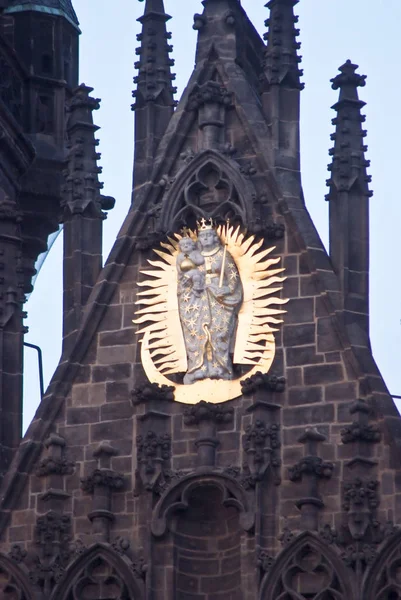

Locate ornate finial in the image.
[132,0,176,110]
[326,60,372,200]
[331,60,367,91]
[263,0,304,90]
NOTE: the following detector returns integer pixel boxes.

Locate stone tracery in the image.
[158,150,256,232]
[362,533,401,600]
[50,545,145,600]
[260,535,353,600]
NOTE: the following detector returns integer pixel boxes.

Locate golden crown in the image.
[196,217,215,231]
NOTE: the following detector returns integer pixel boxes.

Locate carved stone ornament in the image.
[8,544,27,564]
[28,511,72,596]
[183,400,234,425]
[343,478,379,541]
[81,469,125,494]
[242,420,281,488]
[133,220,287,404]
[257,548,275,573]
[320,520,398,575]
[187,81,233,111]
[341,421,381,444]
[36,456,75,477]
[241,372,286,396]
[318,478,398,575]
[288,456,334,482]
[131,381,175,405]
[135,430,184,496]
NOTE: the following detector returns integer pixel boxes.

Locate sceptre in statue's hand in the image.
[219,219,229,289]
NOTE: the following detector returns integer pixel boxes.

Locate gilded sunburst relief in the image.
[133,219,287,404]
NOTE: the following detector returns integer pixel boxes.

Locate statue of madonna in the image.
[176,220,243,384]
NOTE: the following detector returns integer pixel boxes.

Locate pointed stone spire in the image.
[263,0,303,90]
[132,0,176,193]
[326,60,372,347]
[133,0,176,109]
[261,0,303,176]
[62,84,113,218]
[62,84,115,352]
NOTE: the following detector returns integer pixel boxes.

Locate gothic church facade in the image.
[0,1,399,599]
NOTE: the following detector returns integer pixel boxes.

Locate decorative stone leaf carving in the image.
[242,419,281,487]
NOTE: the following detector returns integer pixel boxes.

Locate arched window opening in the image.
[173,485,243,600]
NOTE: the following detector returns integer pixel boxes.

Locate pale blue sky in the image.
[23,1,401,429]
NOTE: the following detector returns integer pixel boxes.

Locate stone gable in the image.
[0,1,399,599]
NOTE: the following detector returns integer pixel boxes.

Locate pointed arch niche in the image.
[362,532,401,600]
[50,543,145,600]
[150,473,255,600]
[260,533,354,600]
[159,150,257,232]
[0,553,32,600]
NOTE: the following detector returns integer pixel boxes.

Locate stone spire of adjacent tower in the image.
[326,60,372,347]
[132,0,176,193]
[262,0,303,176]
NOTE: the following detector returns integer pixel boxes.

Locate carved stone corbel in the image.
[135,400,172,496]
[288,428,334,531]
[242,386,283,488]
[183,400,234,469]
[81,443,125,542]
[187,81,233,150]
[135,430,172,494]
[341,399,381,474]
[29,511,72,597]
[37,434,74,512]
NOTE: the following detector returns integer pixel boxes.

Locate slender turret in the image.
[262,0,303,172]
[62,84,114,352]
[132,0,176,195]
[326,60,372,347]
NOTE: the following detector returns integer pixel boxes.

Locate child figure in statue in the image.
[177,236,205,297]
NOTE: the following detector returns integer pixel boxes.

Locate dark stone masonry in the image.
[0,0,398,599]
